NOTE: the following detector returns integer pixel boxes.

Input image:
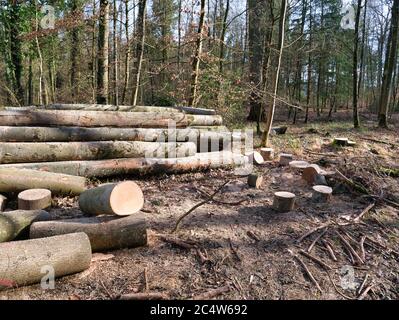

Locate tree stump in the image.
[273,192,296,212]
[0,194,6,211]
[18,189,52,210]
[279,153,293,166]
[245,151,264,165]
[79,181,144,216]
[0,233,91,290]
[302,164,323,185]
[247,174,263,189]
[260,148,274,161]
[289,161,309,172]
[312,185,333,203]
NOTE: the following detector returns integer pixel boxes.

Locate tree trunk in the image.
[0,141,197,164]
[188,0,206,107]
[0,152,248,178]
[304,1,313,124]
[113,0,119,105]
[378,0,399,127]
[70,0,82,102]
[261,0,287,147]
[121,0,130,105]
[352,0,362,128]
[0,210,51,243]
[131,0,147,106]
[0,233,91,290]
[96,0,110,104]
[0,168,87,195]
[219,0,230,74]
[30,216,147,253]
[0,110,223,128]
[9,2,24,105]
[247,0,268,121]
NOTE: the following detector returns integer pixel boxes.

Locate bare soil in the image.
[2,111,398,300]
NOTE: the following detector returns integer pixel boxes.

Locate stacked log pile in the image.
[0,104,248,178]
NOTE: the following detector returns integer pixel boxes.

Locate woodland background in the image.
[0,0,398,130]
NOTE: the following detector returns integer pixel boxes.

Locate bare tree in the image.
[378,0,399,127]
[131,0,147,106]
[261,0,288,147]
[96,0,110,105]
[188,0,206,107]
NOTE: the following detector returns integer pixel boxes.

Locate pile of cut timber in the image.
[0,104,247,178]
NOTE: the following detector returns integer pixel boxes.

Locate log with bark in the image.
[79,181,144,216]
[0,110,222,128]
[0,152,248,178]
[0,126,241,147]
[273,192,296,212]
[0,168,87,195]
[0,210,51,243]
[0,141,197,163]
[0,233,91,290]
[43,104,217,115]
[30,215,147,252]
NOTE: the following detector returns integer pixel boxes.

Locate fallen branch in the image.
[357,274,369,296]
[173,180,231,232]
[358,283,375,300]
[299,250,332,271]
[294,255,323,293]
[192,285,231,300]
[307,229,328,253]
[156,234,197,250]
[119,292,169,300]
[335,231,364,265]
[322,239,338,262]
[297,224,330,243]
[354,203,375,222]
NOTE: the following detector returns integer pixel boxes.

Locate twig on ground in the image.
[307,229,328,253]
[191,285,231,300]
[144,267,149,292]
[357,274,369,296]
[359,236,367,261]
[326,271,353,300]
[358,283,376,300]
[297,224,330,243]
[354,203,375,222]
[229,238,242,261]
[299,249,332,270]
[322,239,338,262]
[173,180,231,232]
[119,292,169,300]
[335,231,364,265]
[156,234,197,250]
[293,254,323,293]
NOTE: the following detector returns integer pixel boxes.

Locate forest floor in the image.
[2,110,399,300]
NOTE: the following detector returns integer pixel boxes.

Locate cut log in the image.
[247,174,263,189]
[245,151,264,165]
[260,148,274,161]
[18,189,52,210]
[273,192,296,213]
[189,126,229,131]
[0,141,196,164]
[0,126,240,147]
[0,194,6,211]
[0,152,248,178]
[79,181,144,216]
[0,168,87,195]
[289,160,310,171]
[333,138,349,146]
[0,110,223,128]
[0,233,91,289]
[279,153,293,166]
[0,210,51,243]
[12,104,217,115]
[312,185,333,203]
[30,215,147,252]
